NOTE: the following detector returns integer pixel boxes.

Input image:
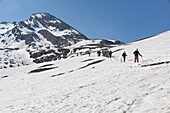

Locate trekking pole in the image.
[141,56,144,63]
[126,55,129,63]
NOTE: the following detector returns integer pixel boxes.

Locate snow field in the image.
[1,31,170,113]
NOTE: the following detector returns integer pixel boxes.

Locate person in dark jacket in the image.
[97,50,101,56]
[122,51,127,62]
[133,49,142,63]
[109,51,112,58]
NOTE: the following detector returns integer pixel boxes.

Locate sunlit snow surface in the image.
[1,31,170,113]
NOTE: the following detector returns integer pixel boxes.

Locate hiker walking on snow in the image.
[97,50,101,56]
[122,51,127,62]
[109,51,112,58]
[133,49,142,63]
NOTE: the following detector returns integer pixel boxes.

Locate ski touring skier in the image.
[122,51,127,62]
[133,49,142,63]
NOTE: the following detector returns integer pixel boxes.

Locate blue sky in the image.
[0,0,170,42]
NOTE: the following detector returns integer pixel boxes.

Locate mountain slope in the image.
[0,30,170,113]
[112,30,170,65]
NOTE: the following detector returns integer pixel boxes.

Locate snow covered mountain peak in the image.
[28,12,80,35]
[28,13,62,29]
[30,12,57,20]
[0,12,88,47]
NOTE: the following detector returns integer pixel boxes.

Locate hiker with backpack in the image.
[133,49,142,63]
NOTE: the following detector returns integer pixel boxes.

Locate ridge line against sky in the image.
[0,0,170,42]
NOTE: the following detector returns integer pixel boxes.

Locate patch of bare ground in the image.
[28,66,58,74]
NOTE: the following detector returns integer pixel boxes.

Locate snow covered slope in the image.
[0,22,15,34]
[0,31,170,113]
[113,30,170,65]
